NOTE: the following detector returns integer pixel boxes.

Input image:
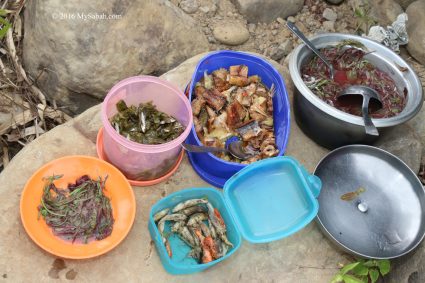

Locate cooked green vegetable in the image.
[110,100,185,144]
[38,175,114,243]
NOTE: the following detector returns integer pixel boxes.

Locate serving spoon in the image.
[337,85,383,136]
[286,21,383,136]
[181,138,252,160]
[286,21,334,79]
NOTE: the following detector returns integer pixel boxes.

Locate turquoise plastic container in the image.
[148,156,321,274]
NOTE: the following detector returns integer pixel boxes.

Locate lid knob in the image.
[357,201,368,213]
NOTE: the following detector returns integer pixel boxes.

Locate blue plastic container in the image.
[148,156,321,274]
[186,50,291,188]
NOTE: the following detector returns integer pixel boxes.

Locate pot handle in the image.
[300,166,322,198]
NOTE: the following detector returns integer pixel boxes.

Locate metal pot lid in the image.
[314,145,425,259]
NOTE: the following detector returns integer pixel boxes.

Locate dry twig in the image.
[0,0,71,171]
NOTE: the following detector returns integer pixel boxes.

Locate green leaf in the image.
[369,269,380,283]
[342,274,364,283]
[330,274,344,283]
[354,7,364,18]
[377,260,390,275]
[352,264,369,276]
[360,276,368,283]
[363,260,378,267]
[0,17,11,39]
[340,262,361,275]
[0,9,11,16]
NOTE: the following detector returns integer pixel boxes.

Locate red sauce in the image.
[301,46,406,118]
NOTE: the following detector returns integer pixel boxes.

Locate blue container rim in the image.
[187,50,291,167]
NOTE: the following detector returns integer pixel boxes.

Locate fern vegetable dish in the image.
[38,175,114,243]
[110,100,185,144]
[192,65,278,164]
[301,40,406,118]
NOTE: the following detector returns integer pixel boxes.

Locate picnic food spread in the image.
[19,32,425,278]
[110,100,185,144]
[192,65,278,163]
[301,40,407,118]
[154,198,232,264]
[38,174,114,243]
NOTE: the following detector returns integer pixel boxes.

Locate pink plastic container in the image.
[101,76,193,181]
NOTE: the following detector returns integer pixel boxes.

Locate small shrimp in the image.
[194,229,213,264]
[165,240,172,258]
[172,199,208,213]
[206,203,233,247]
[203,236,218,259]
[187,213,208,227]
[157,214,187,257]
[214,208,225,228]
[153,208,170,222]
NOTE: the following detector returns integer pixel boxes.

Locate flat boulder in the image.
[406,0,425,65]
[231,0,304,23]
[370,0,403,26]
[23,0,209,115]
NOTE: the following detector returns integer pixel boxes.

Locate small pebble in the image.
[271,30,278,36]
[323,8,338,21]
[322,20,335,31]
[248,23,256,33]
[207,36,217,43]
[270,39,293,61]
[199,6,210,13]
[213,22,250,45]
[276,17,285,24]
[179,0,198,14]
[287,16,296,23]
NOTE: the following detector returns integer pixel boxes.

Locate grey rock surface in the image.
[0,53,347,283]
[212,22,250,45]
[370,0,404,27]
[406,0,425,65]
[23,0,209,115]
[231,0,304,23]
[394,0,417,9]
[388,241,425,283]
[408,102,425,157]
[374,124,422,174]
[270,40,293,61]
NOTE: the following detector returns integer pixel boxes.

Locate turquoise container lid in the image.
[223,156,322,243]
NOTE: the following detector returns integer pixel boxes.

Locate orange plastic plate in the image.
[20,155,136,259]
